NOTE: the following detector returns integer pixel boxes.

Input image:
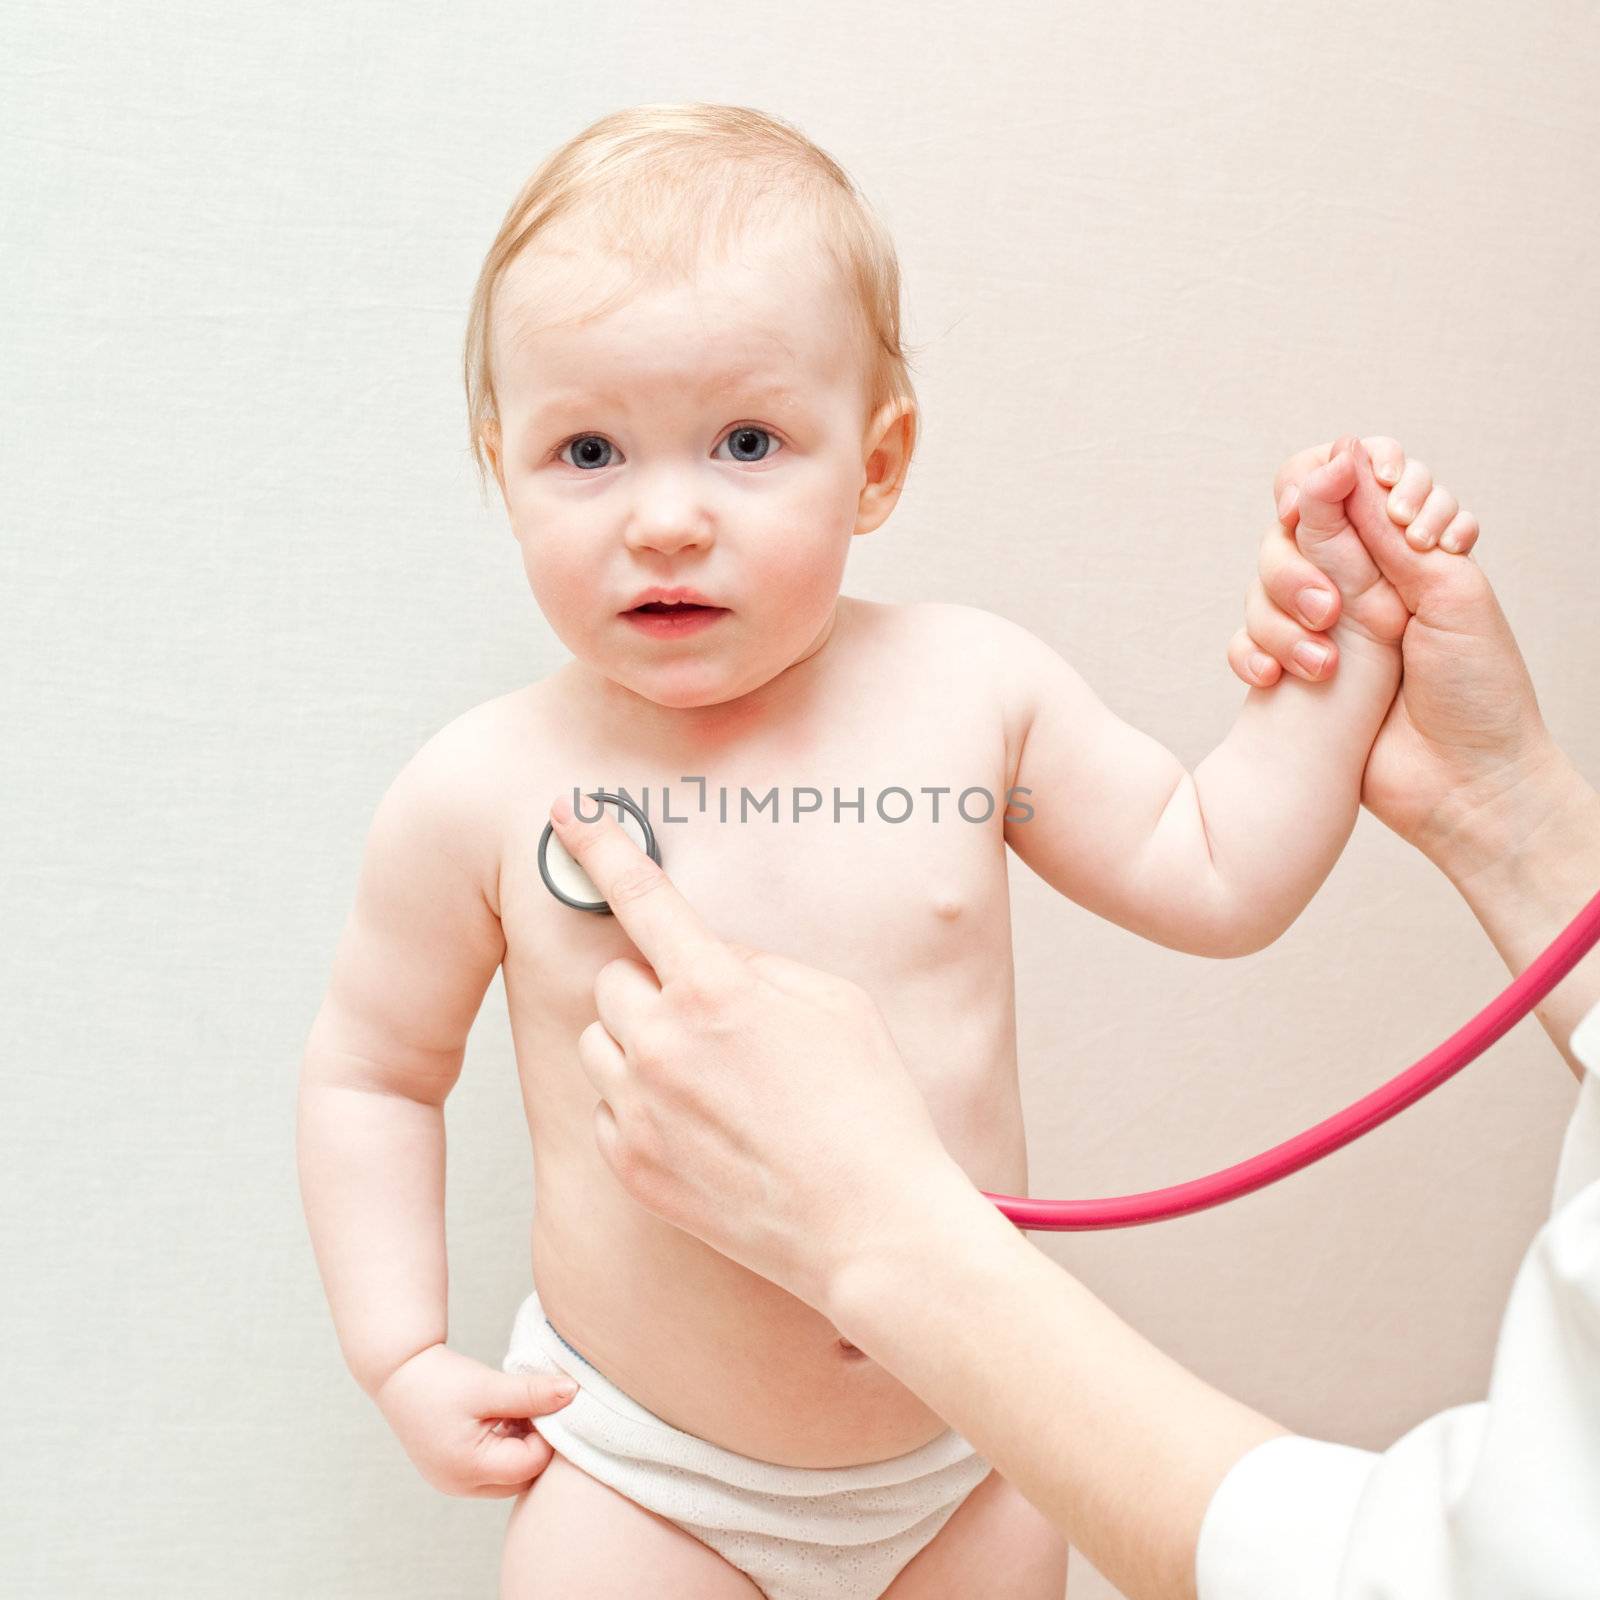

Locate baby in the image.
[296,104,1476,1600]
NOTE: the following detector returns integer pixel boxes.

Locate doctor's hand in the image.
[1229,448,1560,876]
[546,793,959,1312]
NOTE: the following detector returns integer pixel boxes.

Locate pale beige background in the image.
[5,2,1598,1596]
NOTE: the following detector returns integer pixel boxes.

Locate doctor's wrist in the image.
[1426,741,1594,891]
[818,1153,1024,1342]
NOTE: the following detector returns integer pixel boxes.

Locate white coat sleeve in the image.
[1194,999,1600,1600]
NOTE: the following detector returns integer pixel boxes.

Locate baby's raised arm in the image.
[997,439,1457,957]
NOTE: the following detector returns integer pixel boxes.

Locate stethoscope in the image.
[540,791,1600,1233]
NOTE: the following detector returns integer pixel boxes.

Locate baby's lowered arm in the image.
[997,605,1401,959]
[296,717,507,1398]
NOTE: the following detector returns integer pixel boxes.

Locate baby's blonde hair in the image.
[462,102,924,503]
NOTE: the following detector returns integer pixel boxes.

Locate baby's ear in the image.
[853,400,916,536]
[1343,440,1433,614]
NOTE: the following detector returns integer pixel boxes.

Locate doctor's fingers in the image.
[726,934,851,998]
[1239,574,1339,682]
[593,955,662,1041]
[549,800,733,986]
[577,1017,627,1099]
[577,1020,672,1183]
[1258,518,1347,632]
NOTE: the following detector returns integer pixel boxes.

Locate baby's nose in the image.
[624,514,715,555]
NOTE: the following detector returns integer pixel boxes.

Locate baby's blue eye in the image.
[714,426,781,464]
[561,434,616,471]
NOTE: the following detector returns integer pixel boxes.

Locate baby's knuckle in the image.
[1375,592,1410,639]
[1350,562,1384,598]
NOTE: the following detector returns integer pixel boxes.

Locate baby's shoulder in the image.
[403,687,525,789]
[379,688,535,907]
[850,601,1062,769]
[855,597,1043,673]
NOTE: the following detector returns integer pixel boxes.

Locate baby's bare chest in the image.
[493,678,1018,1081]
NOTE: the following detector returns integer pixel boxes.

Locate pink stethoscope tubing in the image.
[982,884,1600,1231]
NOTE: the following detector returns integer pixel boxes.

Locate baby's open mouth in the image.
[621,598,731,636]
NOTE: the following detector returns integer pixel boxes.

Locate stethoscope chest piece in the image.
[539,790,661,914]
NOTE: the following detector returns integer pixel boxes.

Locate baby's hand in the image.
[1243,441,1480,684]
[1283,436,1412,655]
[1277,440,1479,557]
[372,1341,577,1498]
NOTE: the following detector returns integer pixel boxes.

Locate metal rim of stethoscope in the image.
[538,790,662,915]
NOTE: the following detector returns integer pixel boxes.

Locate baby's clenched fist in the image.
[373,1341,577,1498]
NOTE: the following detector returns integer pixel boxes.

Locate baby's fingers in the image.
[1403,487,1480,555]
[1440,509,1479,554]
[472,1426,558,1493]
[1276,435,1405,527]
[1403,484,1457,551]
[482,1369,579,1422]
[470,1369,575,1490]
[1383,458,1433,528]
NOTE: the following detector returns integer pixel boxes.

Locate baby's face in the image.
[489,226,886,710]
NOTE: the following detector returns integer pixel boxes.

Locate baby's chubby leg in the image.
[878,1468,1068,1599]
[501,1451,764,1599]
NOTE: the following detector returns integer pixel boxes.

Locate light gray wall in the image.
[6,3,1597,1596]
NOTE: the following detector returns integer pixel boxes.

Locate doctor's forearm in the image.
[824,1161,1286,1600]
[1430,747,1600,1081]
